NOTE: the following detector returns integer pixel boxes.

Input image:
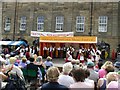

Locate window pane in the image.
[21,17,26,23]
[38,16,44,23]
[98,16,107,32]
[55,16,64,31]
[4,17,11,31]
[38,24,44,31]
[77,16,84,23]
[37,16,44,31]
[76,16,85,32]
[20,16,26,31]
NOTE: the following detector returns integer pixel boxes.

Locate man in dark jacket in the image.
[41,66,69,90]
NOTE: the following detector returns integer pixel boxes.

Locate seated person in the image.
[44,56,53,70]
[41,66,69,90]
[26,57,40,89]
[18,57,27,68]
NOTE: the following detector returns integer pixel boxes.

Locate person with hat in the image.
[87,61,99,83]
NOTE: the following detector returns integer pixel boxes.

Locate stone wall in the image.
[1,2,120,52]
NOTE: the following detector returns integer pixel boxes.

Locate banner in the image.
[31,31,74,37]
[40,36,97,43]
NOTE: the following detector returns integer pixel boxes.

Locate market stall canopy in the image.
[0,41,27,46]
[40,36,97,43]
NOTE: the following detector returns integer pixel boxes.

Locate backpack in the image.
[4,73,26,90]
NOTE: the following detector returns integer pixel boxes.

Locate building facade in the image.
[1,2,120,54]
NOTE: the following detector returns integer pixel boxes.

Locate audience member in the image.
[26,57,40,89]
[41,66,69,90]
[97,65,114,90]
[5,54,10,65]
[35,56,46,83]
[114,61,120,72]
[87,61,99,83]
[69,68,94,90]
[44,56,53,70]
[71,59,80,69]
[18,57,27,68]
[58,62,75,87]
[4,57,24,79]
[107,81,119,90]
[84,69,95,88]
[106,72,119,90]
[0,61,8,89]
[98,61,113,78]
[106,72,118,84]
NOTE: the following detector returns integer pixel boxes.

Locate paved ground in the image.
[43,58,116,68]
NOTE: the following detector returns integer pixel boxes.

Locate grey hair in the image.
[62,62,73,74]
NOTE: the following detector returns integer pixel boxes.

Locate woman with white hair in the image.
[58,62,75,87]
[106,72,119,90]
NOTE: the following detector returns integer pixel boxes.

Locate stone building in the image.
[0,1,120,55]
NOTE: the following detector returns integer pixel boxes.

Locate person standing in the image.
[49,46,53,58]
[63,45,67,58]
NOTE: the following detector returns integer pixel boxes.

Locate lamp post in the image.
[13,0,17,41]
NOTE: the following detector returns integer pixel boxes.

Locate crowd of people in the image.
[0,44,120,90]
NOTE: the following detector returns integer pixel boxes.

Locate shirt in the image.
[58,74,75,87]
[70,81,94,90]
